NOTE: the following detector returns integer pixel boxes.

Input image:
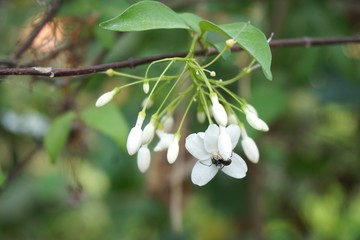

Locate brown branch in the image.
[1,35,360,78]
[13,0,64,60]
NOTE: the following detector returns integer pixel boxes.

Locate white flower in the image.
[167,135,180,164]
[95,89,117,107]
[241,136,259,163]
[243,104,269,132]
[137,145,151,173]
[210,94,228,127]
[126,113,145,155]
[185,124,247,186]
[154,130,174,152]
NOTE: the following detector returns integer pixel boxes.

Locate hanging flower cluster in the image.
[95,35,269,186]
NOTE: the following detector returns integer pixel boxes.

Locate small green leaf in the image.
[200,21,272,80]
[178,12,203,33]
[100,1,190,32]
[44,112,75,164]
[80,104,129,149]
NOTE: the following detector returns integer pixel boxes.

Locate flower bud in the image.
[95,89,117,107]
[137,145,151,173]
[142,119,156,145]
[197,111,206,123]
[161,115,174,132]
[210,94,228,127]
[218,126,232,160]
[154,131,174,152]
[241,136,259,163]
[225,39,236,48]
[244,104,269,132]
[127,126,143,155]
[143,81,150,94]
[167,135,180,164]
[106,69,115,77]
[126,113,145,155]
[210,71,216,77]
[141,96,153,109]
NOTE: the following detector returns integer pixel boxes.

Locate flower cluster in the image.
[95,38,270,186]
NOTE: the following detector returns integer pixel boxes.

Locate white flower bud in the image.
[210,71,216,77]
[228,113,238,125]
[127,126,143,155]
[95,90,117,107]
[141,96,153,109]
[142,119,156,145]
[137,145,151,173]
[154,131,174,151]
[161,115,174,132]
[210,94,228,127]
[225,39,236,48]
[241,136,259,163]
[167,135,180,164]
[197,111,206,123]
[143,81,150,94]
[126,113,145,155]
[218,126,232,160]
[244,104,269,132]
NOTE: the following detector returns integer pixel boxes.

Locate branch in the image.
[13,0,64,60]
[1,35,359,78]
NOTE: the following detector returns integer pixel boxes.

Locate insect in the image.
[200,154,232,169]
[211,157,232,168]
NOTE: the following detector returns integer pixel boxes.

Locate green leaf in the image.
[44,112,75,164]
[178,12,203,33]
[100,1,190,32]
[200,21,272,80]
[80,104,129,149]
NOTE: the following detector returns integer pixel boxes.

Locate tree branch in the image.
[13,0,64,60]
[1,35,359,78]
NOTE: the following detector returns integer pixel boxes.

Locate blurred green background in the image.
[1,0,360,239]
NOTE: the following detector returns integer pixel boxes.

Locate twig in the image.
[13,0,64,60]
[1,35,359,78]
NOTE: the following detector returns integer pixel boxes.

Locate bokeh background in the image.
[1,0,360,239]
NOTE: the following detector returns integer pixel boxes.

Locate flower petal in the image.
[226,124,241,149]
[204,124,219,153]
[191,160,218,186]
[221,153,247,179]
[218,126,232,160]
[185,133,210,160]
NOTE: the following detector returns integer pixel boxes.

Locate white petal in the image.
[167,136,180,164]
[218,126,232,160]
[127,126,142,155]
[204,124,219,153]
[241,137,259,163]
[191,160,218,186]
[226,124,241,149]
[137,146,151,173]
[244,104,258,116]
[221,153,247,178]
[185,133,210,160]
[161,115,174,132]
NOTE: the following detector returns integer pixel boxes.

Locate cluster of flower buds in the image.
[95,37,271,186]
